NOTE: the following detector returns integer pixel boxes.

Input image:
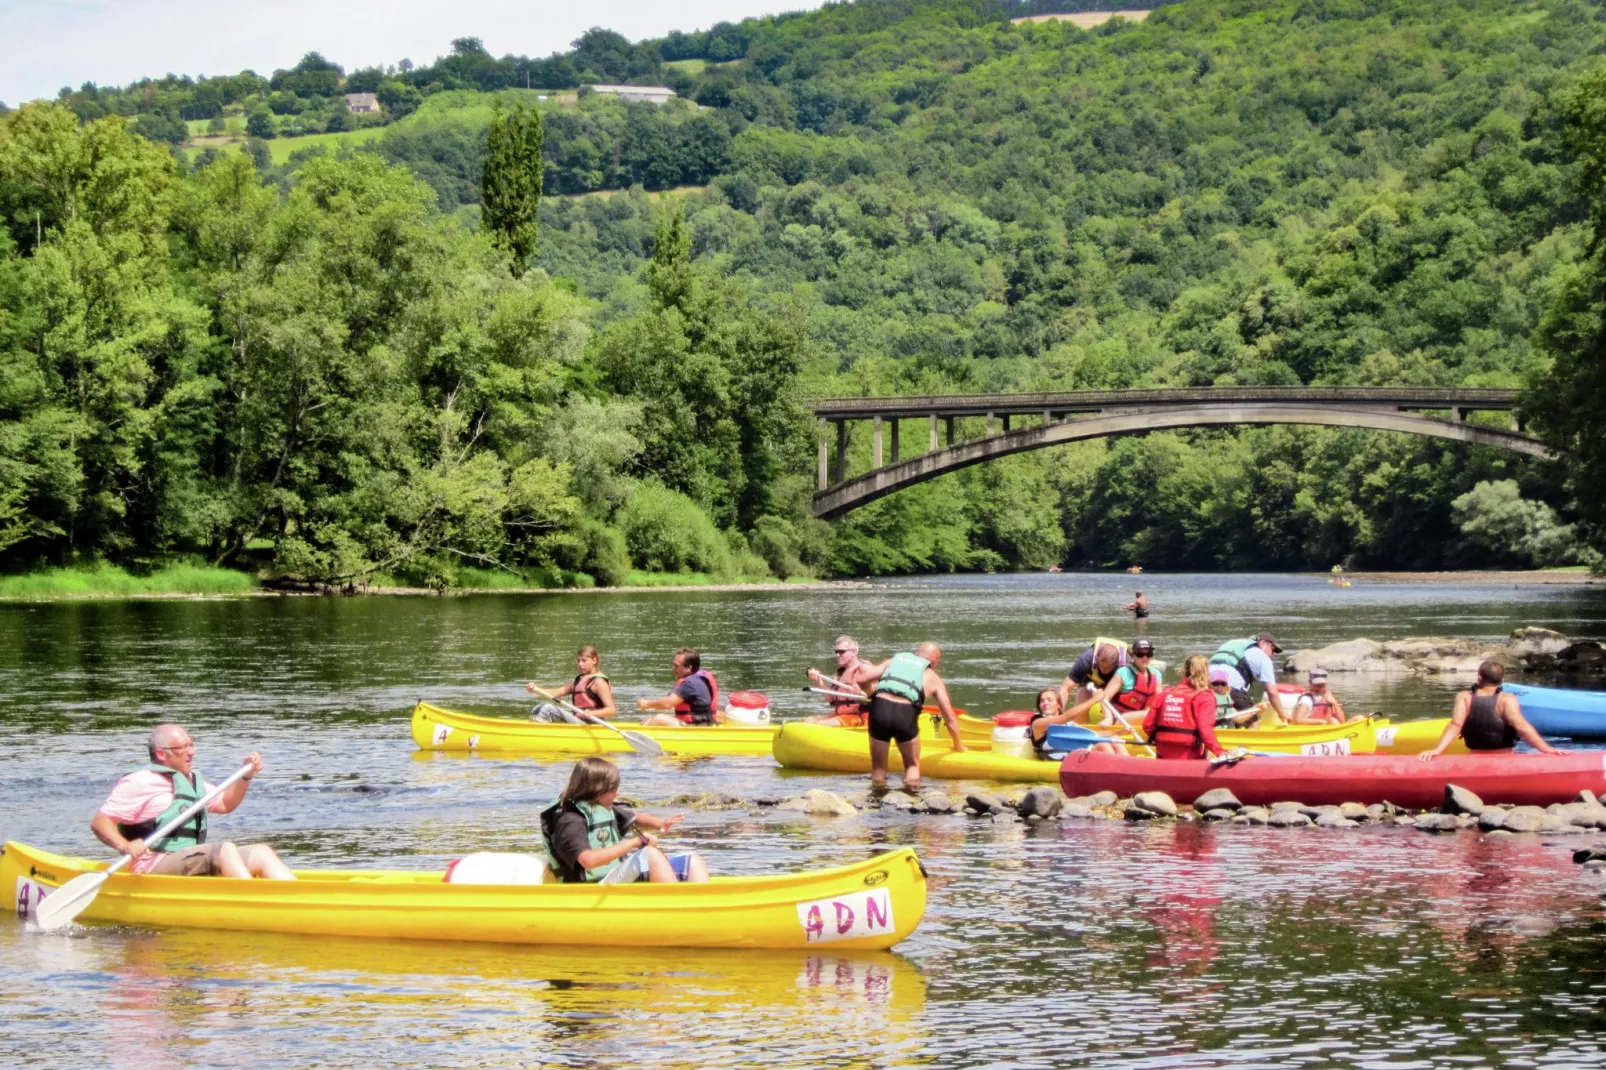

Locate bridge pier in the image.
[872,416,883,468]
[817,420,829,492]
[890,418,900,462]
[945,417,955,446]
[834,419,847,484]
[929,415,939,452]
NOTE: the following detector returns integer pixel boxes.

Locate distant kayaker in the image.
[1289,668,1345,725]
[857,642,965,791]
[639,648,722,726]
[1124,591,1149,619]
[1066,637,1161,728]
[1059,638,1130,712]
[1419,661,1565,762]
[527,646,617,722]
[806,635,875,727]
[90,724,294,880]
[1030,688,1123,757]
[541,757,708,884]
[1209,633,1289,723]
[1143,655,1230,761]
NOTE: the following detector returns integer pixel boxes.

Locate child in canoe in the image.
[540,757,709,884]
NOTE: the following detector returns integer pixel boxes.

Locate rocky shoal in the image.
[1283,626,1606,677]
[668,785,1606,839]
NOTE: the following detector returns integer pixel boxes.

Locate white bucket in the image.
[991,711,1036,760]
[724,703,771,725]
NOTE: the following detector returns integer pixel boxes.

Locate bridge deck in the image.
[812,386,1516,419]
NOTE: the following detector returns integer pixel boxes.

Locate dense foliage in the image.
[5,0,1605,581]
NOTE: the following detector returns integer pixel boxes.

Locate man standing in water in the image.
[857,642,965,792]
[1419,661,1564,761]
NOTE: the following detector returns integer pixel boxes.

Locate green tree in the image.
[481,101,543,275]
[245,108,274,139]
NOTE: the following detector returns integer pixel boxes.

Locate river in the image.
[1,573,1604,1067]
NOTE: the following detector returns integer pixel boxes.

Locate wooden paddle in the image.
[35,762,255,932]
[804,685,868,703]
[531,686,665,757]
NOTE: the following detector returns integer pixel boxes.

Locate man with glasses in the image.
[807,635,875,728]
[90,724,294,879]
[1290,668,1346,724]
[1065,638,1162,729]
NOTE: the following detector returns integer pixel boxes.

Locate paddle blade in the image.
[620,730,666,757]
[32,871,109,931]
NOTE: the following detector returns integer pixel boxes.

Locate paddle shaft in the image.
[531,686,665,757]
[804,685,868,703]
[35,761,254,931]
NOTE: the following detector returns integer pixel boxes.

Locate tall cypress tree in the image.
[481,102,543,276]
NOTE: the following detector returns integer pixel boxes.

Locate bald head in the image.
[915,641,942,666]
[1095,643,1121,673]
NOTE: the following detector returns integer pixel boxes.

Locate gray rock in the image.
[1571,845,1606,864]
[1576,807,1606,830]
[1268,811,1313,828]
[1365,803,1392,820]
[1133,791,1178,817]
[1487,828,1513,836]
[991,810,1019,825]
[1417,813,1462,832]
[1285,638,1383,673]
[1061,804,1093,820]
[1456,813,1480,828]
[1540,817,1579,834]
[997,788,1028,809]
[966,792,1006,816]
[1089,791,1119,808]
[1299,805,1335,820]
[1583,859,1606,871]
[1233,807,1271,826]
[1270,801,1305,812]
[919,789,956,814]
[1501,807,1547,833]
[1577,790,1600,807]
[879,791,916,812]
[842,792,870,810]
[1026,813,1042,822]
[962,807,978,816]
[1316,813,1358,829]
[775,789,858,817]
[1201,808,1236,822]
[1339,802,1370,821]
[1477,809,1509,831]
[1125,805,1160,821]
[1193,788,1243,812]
[1443,784,1485,816]
[1017,786,1064,820]
[1394,815,1418,826]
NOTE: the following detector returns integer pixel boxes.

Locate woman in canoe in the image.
[541,757,709,884]
[527,646,617,722]
[1029,688,1123,757]
[1144,656,1233,762]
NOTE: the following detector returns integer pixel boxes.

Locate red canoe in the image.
[1058,749,1606,809]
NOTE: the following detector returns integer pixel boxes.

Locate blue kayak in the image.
[1504,682,1606,741]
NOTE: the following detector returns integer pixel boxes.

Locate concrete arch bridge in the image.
[810,387,1543,520]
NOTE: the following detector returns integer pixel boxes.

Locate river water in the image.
[1,573,1604,1067]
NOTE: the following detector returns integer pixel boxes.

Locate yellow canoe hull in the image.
[412,702,779,756]
[1,841,926,951]
[774,722,1060,783]
[1372,718,1466,755]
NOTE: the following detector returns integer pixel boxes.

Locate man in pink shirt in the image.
[90,723,294,879]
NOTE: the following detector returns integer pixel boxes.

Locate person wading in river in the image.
[91,724,295,880]
[1418,661,1565,761]
[857,642,965,792]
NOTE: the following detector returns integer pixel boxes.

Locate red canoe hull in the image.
[1058,750,1606,809]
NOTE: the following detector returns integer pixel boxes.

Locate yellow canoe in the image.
[774,722,1060,783]
[413,701,780,756]
[1,841,926,951]
[1372,718,1466,756]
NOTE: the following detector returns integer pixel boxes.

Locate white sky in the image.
[0,0,825,106]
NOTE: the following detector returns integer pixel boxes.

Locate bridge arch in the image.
[811,403,1549,520]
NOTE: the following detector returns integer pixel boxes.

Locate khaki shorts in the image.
[146,841,249,876]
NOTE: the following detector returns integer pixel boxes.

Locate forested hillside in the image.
[2,0,1604,585]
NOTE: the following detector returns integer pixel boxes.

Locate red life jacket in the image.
[570,672,609,710]
[1150,684,1204,753]
[1113,667,1161,712]
[1298,690,1336,722]
[674,670,720,724]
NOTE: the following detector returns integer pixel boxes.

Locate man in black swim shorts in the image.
[858,641,964,792]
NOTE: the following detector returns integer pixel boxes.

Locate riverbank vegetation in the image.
[4,0,1606,584]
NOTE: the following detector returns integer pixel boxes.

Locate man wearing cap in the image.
[1290,668,1346,724]
[1208,633,1289,723]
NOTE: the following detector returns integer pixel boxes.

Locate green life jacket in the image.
[116,764,207,852]
[874,652,930,706]
[1209,638,1259,688]
[539,798,632,883]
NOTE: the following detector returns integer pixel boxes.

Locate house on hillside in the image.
[344,92,380,114]
[586,84,676,105]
